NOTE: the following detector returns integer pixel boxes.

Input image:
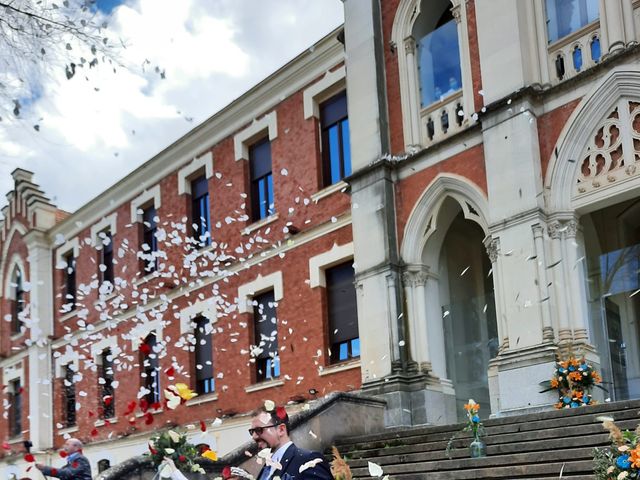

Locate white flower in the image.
[165,448,175,454]
[618,471,629,479]
[264,400,275,411]
[618,445,630,452]
[167,430,181,443]
[607,466,615,473]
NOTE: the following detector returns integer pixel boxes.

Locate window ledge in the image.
[94,418,117,427]
[10,332,24,341]
[186,393,219,407]
[244,379,285,393]
[135,408,163,418]
[57,425,79,435]
[133,271,160,287]
[7,436,24,444]
[547,19,600,51]
[58,310,78,323]
[311,181,348,203]
[93,291,118,306]
[242,213,279,236]
[319,360,361,377]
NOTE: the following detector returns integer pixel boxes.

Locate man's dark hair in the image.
[253,405,290,434]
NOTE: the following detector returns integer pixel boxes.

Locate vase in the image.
[469,433,486,458]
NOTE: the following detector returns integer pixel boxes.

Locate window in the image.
[98,231,114,285]
[98,460,111,474]
[546,0,599,43]
[194,317,215,395]
[249,139,274,221]
[415,1,462,107]
[320,91,351,186]
[11,269,24,334]
[100,349,115,419]
[141,206,158,273]
[191,176,211,248]
[326,261,360,363]
[8,379,21,437]
[141,334,160,405]
[63,364,76,427]
[63,252,76,311]
[253,291,280,382]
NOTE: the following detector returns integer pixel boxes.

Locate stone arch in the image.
[545,67,640,213]
[0,221,28,299]
[3,254,27,300]
[401,173,489,265]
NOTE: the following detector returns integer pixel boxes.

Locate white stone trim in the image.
[310,181,348,203]
[186,394,219,407]
[2,361,24,386]
[237,271,284,314]
[177,152,214,195]
[400,173,489,265]
[130,185,161,223]
[90,213,118,247]
[233,112,278,161]
[54,350,80,378]
[244,378,284,393]
[0,221,28,299]
[129,320,164,350]
[318,359,361,376]
[309,242,354,288]
[55,237,80,265]
[3,254,27,299]
[303,66,346,119]
[179,299,219,335]
[90,336,120,365]
[241,213,279,236]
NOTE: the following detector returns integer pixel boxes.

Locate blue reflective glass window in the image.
[573,46,583,71]
[191,176,211,248]
[351,338,360,357]
[591,36,601,62]
[249,139,274,221]
[546,0,599,43]
[417,19,462,107]
[320,91,350,187]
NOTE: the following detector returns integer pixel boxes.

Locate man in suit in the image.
[36,438,92,480]
[249,405,333,480]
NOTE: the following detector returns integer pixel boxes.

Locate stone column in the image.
[403,269,432,373]
[485,237,509,351]
[600,0,626,54]
[563,219,590,343]
[532,224,554,342]
[403,37,421,145]
[451,0,475,117]
[548,220,573,344]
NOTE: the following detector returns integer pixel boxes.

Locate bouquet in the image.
[594,416,640,479]
[147,430,208,475]
[541,355,603,408]
[445,399,486,458]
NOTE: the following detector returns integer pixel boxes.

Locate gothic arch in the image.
[0,221,28,299]
[3,254,27,300]
[401,173,489,265]
[545,67,640,213]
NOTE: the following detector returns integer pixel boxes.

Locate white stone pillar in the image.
[622,0,637,46]
[532,224,554,342]
[425,274,447,379]
[403,270,432,373]
[563,219,590,343]
[485,237,509,351]
[452,0,475,117]
[601,0,626,54]
[403,37,421,145]
[548,221,573,343]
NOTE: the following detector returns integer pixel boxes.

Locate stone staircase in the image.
[333,399,640,480]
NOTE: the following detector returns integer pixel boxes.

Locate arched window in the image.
[413,0,462,107]
[11,268,24,334]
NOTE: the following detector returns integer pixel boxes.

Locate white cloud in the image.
[0,0,343,212]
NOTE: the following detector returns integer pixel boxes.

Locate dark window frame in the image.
[64,364,76,427]
[320,91,351,187]
[190,176,211,248]
[98,231,114,285]
[100,348,115,419]
[63,252,76,311]
[141,206,158,273]
[8,379,22,438]
[11,269,24,334]
[141,333,161,405]
[194,316,215,395]
[326,260,360,364]
[249,138,275,222]
[253,290,280,382]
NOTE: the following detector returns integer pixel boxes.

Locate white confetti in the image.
[368,462,384,477]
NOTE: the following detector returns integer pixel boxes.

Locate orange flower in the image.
[572,390,584,400]
[550,378,559,388]
[592,372,602,383]
[630,446,640,468]
[569,371,583,382]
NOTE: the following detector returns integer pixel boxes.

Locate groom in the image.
[249,405,332,480]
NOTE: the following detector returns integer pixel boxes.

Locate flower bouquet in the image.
[446,399,486,459]
[541,355,604,408]
[147,430,209,476]
[594,416,640,479]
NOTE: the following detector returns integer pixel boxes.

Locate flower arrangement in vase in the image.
[541,354,604,409]
[446,399,486,459]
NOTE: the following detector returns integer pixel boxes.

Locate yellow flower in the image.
[175,383,198,401]
[202,450,218,461]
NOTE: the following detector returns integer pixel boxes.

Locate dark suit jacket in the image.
[261,443,333,480]
[39,453,92,480]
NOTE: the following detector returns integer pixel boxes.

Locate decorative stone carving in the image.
[564,219,579,238]
[485,238,500,263]
[404,36,416,55]
[402,270,429,287]
[547,221,563,240]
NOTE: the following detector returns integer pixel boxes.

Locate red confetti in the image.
[1,441,10,450]
[178,455,186,462]
[88,411,95,417]
[51,469,58,476]
[105,419,111,426]
[103,395,113,406]
[151,402,161,410]
[139,398,149,413]
[200,420,206,432]
[139,343,151,355]
[129,417,137,426]
[71,461,79,468]
[59,451,68,458]
[165,366,175,377]
[275,406,287,420]
[18,387,24,394]
[144,412,154,425]
[149,445,158,455]
[90,428,98,437]
[124,400,137,415]
[222,466,232,479]
[24,453,35,463]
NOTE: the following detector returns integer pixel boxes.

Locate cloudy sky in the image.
[0,0,344,213]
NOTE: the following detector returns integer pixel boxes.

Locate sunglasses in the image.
[248,424,278,436]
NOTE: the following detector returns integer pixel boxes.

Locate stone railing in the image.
[420,90,469,147]
[547,21,602,85]
[97,392,386,480]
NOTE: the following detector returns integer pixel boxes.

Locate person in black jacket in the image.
[36,438,92,480]
[249,405,333,480]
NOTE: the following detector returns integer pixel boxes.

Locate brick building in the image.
[3,0,640,476]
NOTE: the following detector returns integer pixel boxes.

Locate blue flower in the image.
[583,395,590,404]
[617,454,631,469]
[563,396,571,404]
[568,365,575,372]
[570,402,580,408]
[472,415,480,423]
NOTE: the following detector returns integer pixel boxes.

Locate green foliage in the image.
[146,430,201,473]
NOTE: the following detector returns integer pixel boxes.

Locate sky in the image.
[0,0,344,213]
